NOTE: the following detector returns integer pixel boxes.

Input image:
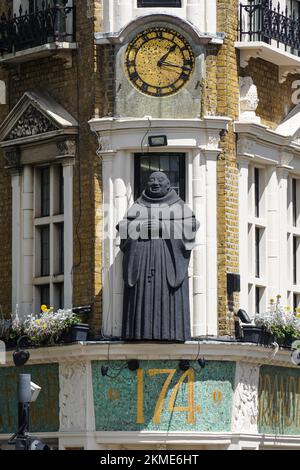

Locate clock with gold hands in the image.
[125,27,195,97]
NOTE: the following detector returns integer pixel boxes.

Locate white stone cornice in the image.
[236,41,300,83]
[3,341,296,368]
[94,13,223,46]
[89,116,231,157]
[235,121,300,172]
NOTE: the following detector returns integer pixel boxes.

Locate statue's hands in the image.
[139,219,162,236]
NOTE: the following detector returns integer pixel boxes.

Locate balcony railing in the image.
[239,0,300,53]
[0,2,75,54]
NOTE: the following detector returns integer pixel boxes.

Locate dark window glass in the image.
[40,285,50,308]
[41,167,50,217]
[254,167,260,218]
[255,227,261,278]
[41,226,50,276]
[55,283,64,310]
[58,223,64,274]
[294,293,299,310]
[137,0,181,7]
[294,236,298,285]
[59,165,64,214]
[255,286,261,314]
[293,178,297,227]
[134,153,186,201]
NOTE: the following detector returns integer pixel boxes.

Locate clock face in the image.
[125,27,195,97]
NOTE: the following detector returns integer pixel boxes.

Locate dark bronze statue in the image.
[117,171,199,342]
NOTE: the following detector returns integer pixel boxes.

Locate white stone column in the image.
[192,149,207,336]
[187,0,204,32]
[11,170,22,316]
[59,361,96,450]
[115,0,133,31]
[62,160,74,309]
[278,167,289,301]
[238,158,249,311]
[112,150,132,337]
[231,362,260,434]
[102,154,115,337]
[21,165,34,316]
[205,150,218,335]
[266,166,280,302]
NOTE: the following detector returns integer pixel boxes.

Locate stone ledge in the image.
[2,340,294,368]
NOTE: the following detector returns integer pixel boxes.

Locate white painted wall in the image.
[102,0,217,34]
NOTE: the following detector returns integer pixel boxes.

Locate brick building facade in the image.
[0,0,300,450]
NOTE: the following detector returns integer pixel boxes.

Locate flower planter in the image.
[60,323,89,343]
[260,329,275,346]
[241,325,263,344]
[275,337,294,349]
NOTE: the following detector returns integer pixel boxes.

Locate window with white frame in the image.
[287,176,300,310]
[33,164,65,310]
[247,164,267,314]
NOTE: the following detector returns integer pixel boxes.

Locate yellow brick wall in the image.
[204,0,240,335]
[0,1,13,316]
[0,1,104,333]
[241,58,300,129]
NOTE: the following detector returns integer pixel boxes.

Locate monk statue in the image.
[117,171,199,342]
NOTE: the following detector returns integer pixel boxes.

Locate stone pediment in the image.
[276,104,300,143]
[0,90,78,145]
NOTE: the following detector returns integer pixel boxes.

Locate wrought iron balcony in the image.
[239,0,300,53]
[0,2,75,55]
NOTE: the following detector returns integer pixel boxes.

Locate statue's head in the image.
[146,171,170,198]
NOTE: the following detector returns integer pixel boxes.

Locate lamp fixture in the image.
[198,358,206,369]
[13,336,30,367]
[179,360,190,371]
[127,359,140,371]
[148,135,168,147]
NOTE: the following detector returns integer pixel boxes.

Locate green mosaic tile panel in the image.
[0,363,59,434]
[258,365,300,436]
[92,360,235,432]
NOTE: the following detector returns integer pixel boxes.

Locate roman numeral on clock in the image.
[180,72,189,81]
[129,71,139,81]
[141,83,149,93]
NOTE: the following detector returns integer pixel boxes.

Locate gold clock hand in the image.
[157,45,177,66]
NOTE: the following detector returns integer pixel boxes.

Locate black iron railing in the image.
[0,2,75,54]
[239,0,300,52]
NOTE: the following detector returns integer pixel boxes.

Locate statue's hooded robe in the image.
[117,189,199,342]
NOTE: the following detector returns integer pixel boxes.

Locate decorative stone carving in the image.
[59,362,88,432]
[95,132,111,156]
[237,137,253,156]
[239,77,261,123]
[56,139,77,157]
[5,104,57,141]
[4,147,21,171]
[207,135,219,150]
[280,152,294,167]
[231,362,260,434]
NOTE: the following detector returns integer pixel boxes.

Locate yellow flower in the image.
[296,308,300,313]
[297,313,300,319]
[41,305,48,312]
[35,319,40,324]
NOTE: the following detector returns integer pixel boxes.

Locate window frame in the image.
[287,175,300,309]
[33,163,65,311]
[134,152,186,201]
[247,164,267,315]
